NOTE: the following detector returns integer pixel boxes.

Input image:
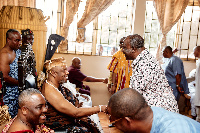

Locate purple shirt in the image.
[68,65,87,88]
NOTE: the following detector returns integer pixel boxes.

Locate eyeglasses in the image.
[109,114,123,125]
[110,117,123,125]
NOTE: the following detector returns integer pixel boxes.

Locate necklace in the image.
[46,80,58,90]
[18,117,33,130]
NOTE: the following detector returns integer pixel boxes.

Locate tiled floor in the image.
[98,112,121,133]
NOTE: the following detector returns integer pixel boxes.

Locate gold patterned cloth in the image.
[107,49,132,92]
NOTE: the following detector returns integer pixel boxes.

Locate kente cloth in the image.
[2,116,53,133]
[43,84,100,132]
[3,49,21,118]
[162,55,189,101]
[107,49,132,92]
[150,106,200,133]
[129,49,179,113]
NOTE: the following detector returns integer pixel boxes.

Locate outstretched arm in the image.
[44,83,107,118]
[83,76,108,84]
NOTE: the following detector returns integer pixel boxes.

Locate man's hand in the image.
[99,105,107,112]
[177,86,184,93]
[107,84,111,91]
[103,78,108,84]
[109,84,116,95]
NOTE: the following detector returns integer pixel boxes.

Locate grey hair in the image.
[129,34,144,49]
[18,88,42,108]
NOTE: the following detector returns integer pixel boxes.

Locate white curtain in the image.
[154,0,189,63]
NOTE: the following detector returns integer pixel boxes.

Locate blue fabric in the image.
[162,55,189,101]
[3,49,21,118]
[151,107,200,133]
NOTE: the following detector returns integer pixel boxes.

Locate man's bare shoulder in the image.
[0,48,10,59]
[0,47,10,55]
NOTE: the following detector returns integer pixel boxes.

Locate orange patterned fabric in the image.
[107,49,132,92]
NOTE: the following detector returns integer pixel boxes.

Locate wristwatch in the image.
[176,85,180,88]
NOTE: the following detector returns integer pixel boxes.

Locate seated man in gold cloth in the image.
[41,57,106,132]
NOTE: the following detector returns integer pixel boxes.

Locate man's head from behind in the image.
[72,57,81,69]
[21,29,34,45]
[44,57,68,84]
[18,88,47,126]
[122,34,144,60]
[6,29,21,50]
[107,88,150,133]
[193,46,200,58]
[162,46,173,58]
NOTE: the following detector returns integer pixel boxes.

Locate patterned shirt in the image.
[129,49,179,113]
[150,107,200,133]
[107,49,132,92]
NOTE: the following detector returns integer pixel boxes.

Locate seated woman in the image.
[41,57,106,132]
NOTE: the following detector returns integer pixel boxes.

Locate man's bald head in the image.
[162,46,173,58]
[72,57,81,69]
[108,88,148,120]
[194,46,200,58]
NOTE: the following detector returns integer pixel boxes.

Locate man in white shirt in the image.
[193,46,200,122]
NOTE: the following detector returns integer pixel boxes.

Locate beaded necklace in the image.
[46,80,58,90]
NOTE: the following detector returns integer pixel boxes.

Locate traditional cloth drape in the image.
[154,0,189,63]
[59,0,80,51]
[76,0,115,43]
[61,0,80,39]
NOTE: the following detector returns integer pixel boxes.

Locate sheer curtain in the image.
[61,0,80,39]
[76,0,115,43]
[154,0,189,63]
[59,0,80,51]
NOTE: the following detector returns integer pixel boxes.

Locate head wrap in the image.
[21,29,34,36]
[44,57,66,72]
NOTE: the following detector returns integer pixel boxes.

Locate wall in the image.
[52,53,111,78]
[183,60,196,77]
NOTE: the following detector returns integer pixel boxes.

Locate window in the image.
[36,0,135,56]
[176,5,200,60]
[96,0,134,56]
[144,1,200,60]
[144,1,177,57]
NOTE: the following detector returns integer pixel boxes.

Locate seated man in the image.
[107,88,200,133]
[68,57,108,95]
[2,88,53,132]
[41,57,106,132]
